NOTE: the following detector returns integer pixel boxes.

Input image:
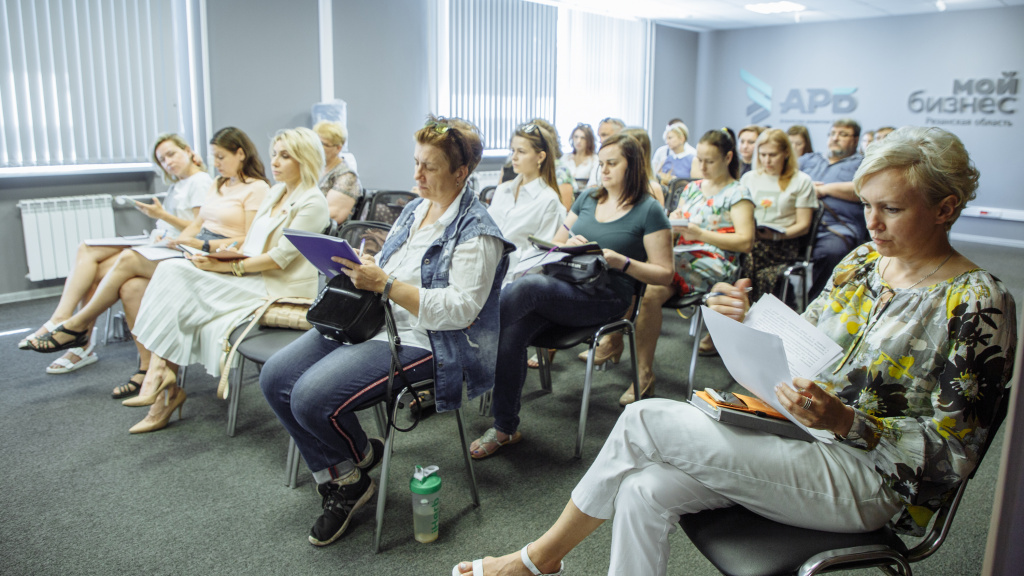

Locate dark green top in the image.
[570,192,671,301]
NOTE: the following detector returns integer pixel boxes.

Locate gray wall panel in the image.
[651,25,699,145]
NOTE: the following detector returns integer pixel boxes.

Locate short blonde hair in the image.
[271,127,326,191]
[313,120,347,148]
[663,122,689,144]
[854,126,979,229]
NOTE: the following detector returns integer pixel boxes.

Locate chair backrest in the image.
[333,221,392,258]
[801,203,828,261]
[665,178,691,213]
[364,190,418,226]
[478,185,497,206]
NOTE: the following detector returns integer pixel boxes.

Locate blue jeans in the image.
[810,232,859,300]
[260,329,434,484]
[490,274,630,435]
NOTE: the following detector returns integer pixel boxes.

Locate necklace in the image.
[881,250,956,290]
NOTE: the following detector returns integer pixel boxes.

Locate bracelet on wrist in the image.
[202,239,211,253]
[381,274,397,301]
[621,257,631,274]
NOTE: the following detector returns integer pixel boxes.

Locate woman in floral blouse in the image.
[616,128,755,405]
[452,126,1016,576]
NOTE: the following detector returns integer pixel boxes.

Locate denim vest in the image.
[378,189,515,412]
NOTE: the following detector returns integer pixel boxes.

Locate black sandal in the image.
[25,324,90,353]
[112,370,147,399]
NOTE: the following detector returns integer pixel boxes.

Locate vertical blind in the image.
[0,0,186,168]
[448,0,557,151]
[444,1,649,152]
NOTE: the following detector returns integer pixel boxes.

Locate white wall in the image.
[651,25,700,144]
[690,6,1024,243]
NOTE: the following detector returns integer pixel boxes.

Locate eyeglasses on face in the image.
[829,130,856,139]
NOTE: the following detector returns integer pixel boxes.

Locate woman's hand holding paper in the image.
[776,377,855,437]
[705,278,752,322]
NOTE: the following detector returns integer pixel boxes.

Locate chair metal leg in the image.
[373,403,387,438]
[625,326,640,403]
[455,407,481,507]
[286,437,301,488]
[478,390,492,416]
[574,343,599,459]
[536,346,553,392]
[178,365,188,389]
[686,308,704,399]
[372,401,400,554]
[226,358,243,437]
[102,309,111,346]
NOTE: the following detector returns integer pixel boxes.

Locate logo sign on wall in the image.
[741,69,859,125]
[907,72,1018,128]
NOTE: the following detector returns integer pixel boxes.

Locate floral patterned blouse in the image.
[806,244,1017,535]
[675,179,753,258]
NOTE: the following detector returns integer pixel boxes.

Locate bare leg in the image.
[120,277,152,372]
[135,356,179,399]
[454,500,603,575]
[48,244,124,325]
[45,256,118,369]
[54,250,157,339]
[634,284,674,385]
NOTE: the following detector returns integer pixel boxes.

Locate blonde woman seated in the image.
[22,128,270,399]
[655,121,699,186]
[618,128,754,405]
[17,134,211,376]
[123,127,329,433]
[313,120,363,224]
[453,126,1016,576]
[740,128,818,301]
[488,122,567,284]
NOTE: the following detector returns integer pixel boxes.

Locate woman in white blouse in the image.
[488,122,567,284]
[739,128,818,300]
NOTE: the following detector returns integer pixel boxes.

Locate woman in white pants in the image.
[453,126,1017,575]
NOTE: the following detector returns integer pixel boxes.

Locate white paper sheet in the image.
[511,247,570,276]
[743,294,843,380]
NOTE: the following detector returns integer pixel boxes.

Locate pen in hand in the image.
[562,223,575,238]
[220,241,238,253]
[704,286,753,300]
[358,238,366,257]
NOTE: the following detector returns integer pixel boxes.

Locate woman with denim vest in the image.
[260,116,514,548]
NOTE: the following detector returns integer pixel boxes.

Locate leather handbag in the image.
[542,253,610,289]
[306,272,385,344]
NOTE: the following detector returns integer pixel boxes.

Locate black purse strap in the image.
[382,300,421,433]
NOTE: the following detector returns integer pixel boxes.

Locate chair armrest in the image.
[798,544,909,576]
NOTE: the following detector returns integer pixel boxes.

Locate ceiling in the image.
[532,0,1024,31]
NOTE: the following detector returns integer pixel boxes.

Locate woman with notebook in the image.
[452,127,1016,576]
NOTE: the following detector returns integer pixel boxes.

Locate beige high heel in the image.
[577,339,625,367]
[619,374,655,406]
[129,388,187,434]
[122,369,176,407]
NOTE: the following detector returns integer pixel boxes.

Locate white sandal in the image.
[45,344,98,374]
[451,543,564,576]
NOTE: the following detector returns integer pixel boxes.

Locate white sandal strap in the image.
[521,543,563,576]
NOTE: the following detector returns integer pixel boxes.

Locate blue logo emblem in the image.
[741,69,772,124]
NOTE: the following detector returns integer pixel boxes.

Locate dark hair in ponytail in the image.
[699,128,739,180]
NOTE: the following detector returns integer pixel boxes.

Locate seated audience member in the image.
[529,118,577,210]
[874,126,895,141]
[260,117,513,547]
[454,126,1016,576]
[615,128,754,405]
[736,124,764,177]
[313,120,362,225]
[740,129,818,301]
[586,117,627,187]
[798,118,865,299]
[18,133,211,376]
[860,129,875,155]
[787,124,814,159]
[23,128,270,399]
[565,123,599,184]
[651,117,694,176]
[655,122,698,185]
[621,127,666,206]
[470,132,673,459]
[489,122,567,283]
[116,127,329,433]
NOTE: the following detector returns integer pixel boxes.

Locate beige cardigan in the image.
[251,182,330,299]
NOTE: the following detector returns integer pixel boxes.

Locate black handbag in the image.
[542,253,610,289]
[307,273,385,343]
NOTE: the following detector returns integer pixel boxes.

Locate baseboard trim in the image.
[0,286,64,306]
[951,233,1024,250]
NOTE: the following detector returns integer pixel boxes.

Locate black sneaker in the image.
[309,472,376,547]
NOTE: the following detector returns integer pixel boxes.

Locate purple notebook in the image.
[283,228,362,279]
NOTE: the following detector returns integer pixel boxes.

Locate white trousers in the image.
[570,399,902,576]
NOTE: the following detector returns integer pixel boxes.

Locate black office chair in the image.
[362,190,418,225]
[665,177,692,214]
[479,282,646,459]
[679,391,1011,576]
[779,204,826,313]
[478,185,497,206]
[285,376,481,553]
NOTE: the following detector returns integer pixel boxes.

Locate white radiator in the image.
[18,194,117,281]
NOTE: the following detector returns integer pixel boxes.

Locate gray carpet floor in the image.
[0,239,1018,575]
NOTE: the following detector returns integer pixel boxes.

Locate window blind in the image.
[0,0,187,169]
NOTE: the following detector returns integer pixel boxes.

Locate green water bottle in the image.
[410,465,441,543]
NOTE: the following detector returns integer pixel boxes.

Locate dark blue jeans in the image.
[260,329,434,484]
[490,274,630,435]
[810,232,859,300]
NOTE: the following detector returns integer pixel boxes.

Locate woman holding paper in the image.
[452,127,1016,576]
[469,132,673,459]
[259,116,513,547]
[111,127,328,433]
[21,128,268,399]
[18,134,212,375]
[739,128,817,301]
[610,128,754,405]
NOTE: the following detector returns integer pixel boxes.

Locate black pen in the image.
[704,287,753,299]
